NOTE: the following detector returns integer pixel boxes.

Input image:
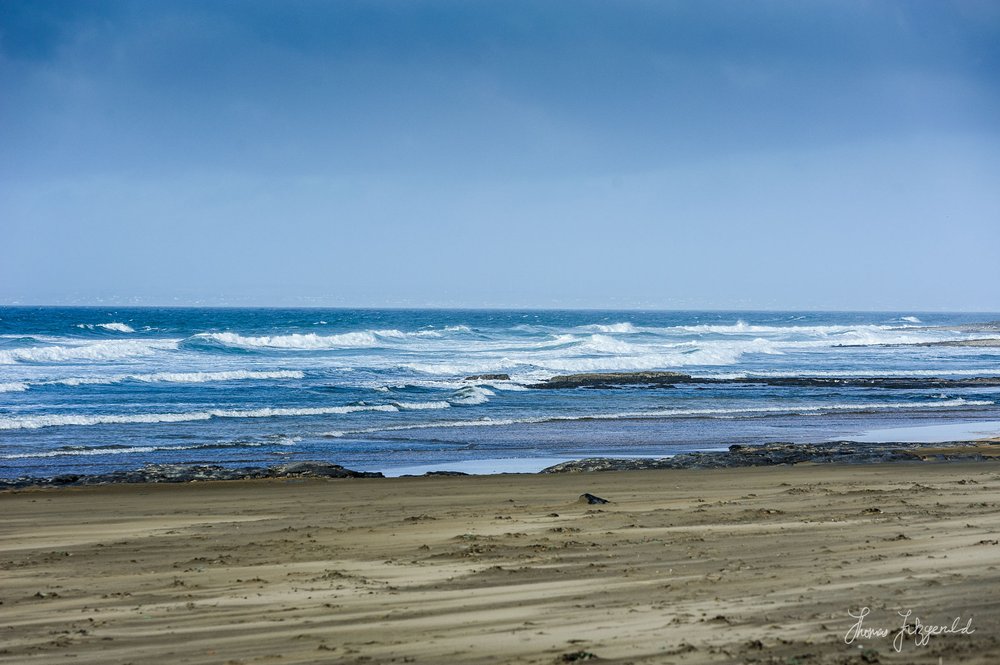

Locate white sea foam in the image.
[1,437,301,460]
[900,316,923,324]
[194,328,448,350]
[76,322,136,333]
[577,322,640,334]
[393,400,452,410]
[449,385,495,405]
[0,398,465,431]
[0,382,28,392]
[0,339,179,364]
[321,398,994,438]
[668,321,922,341]
[197,331,380,349]
[1,370,304,391]
[580,334,642,354]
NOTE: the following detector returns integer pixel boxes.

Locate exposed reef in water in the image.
[528,371,695,389]
[0,461,383,490]
[917,321,1000,333]
[5,442,1000,488]
[541,441,1000,472]
[912,338,1000,347]
[529,371,1000,390]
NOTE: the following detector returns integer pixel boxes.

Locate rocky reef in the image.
[528,371,697,389]
[0,461,382,490]
[541,441,1000,472]
[529,371,1000,390]
[5,442,1000,489]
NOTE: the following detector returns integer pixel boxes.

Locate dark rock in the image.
[542,440,1000,473]
[919,321,1000,333]
[50,474,81,484]
[911,338,1000,348]
[580,493,610,504]
[0,460,383,489]
[729,376,1000,389]
[531,371,694,389]
[529,370,1000,390]
[423,470,470,476]
[464,373,511,381]
[272,461,383,479]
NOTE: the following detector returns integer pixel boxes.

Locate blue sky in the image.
[2,1,999,309]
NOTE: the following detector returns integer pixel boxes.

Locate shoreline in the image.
[5,438,1000,490]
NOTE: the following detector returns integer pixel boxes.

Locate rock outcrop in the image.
[529,371,695,389]
[529,371,1000,390]
[0,461,382,489]
[541,441,1000,472]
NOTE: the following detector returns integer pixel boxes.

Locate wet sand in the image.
[3,462,1000,664]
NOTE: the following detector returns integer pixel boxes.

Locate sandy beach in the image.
[3,461,1000,664]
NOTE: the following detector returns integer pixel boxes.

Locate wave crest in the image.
[77,322,135,333]
[0,340,178,365]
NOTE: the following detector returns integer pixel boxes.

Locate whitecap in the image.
[321,398,994,438]
[0,397,467,431]
[1,437,302,460]
[0,339,179,364]
[449,385,495,405]
[46,369,305,388]
[576,322,640,334]
[393,401,452,410]
[76,322,136,333]
[0,404,399,431]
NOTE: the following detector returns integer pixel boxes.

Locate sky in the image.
[1,1,999,310]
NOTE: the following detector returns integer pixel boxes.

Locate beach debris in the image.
[559,651,599,662]
[580,493,609,505]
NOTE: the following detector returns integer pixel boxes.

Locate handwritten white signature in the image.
[845,607,974,652]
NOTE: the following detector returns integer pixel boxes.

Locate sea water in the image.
[1,308,999,477]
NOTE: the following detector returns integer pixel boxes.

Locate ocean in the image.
[1,308,999,477]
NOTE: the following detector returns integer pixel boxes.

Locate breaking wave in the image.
[0,398,463,431]
[322,398,994,438]
[449,385,494,405]
[576,322,641,334]
[77,322,136,333]
[24,369,305,390]
[191,328,449,350]
[1,437,301,460]
[0,339,179,364]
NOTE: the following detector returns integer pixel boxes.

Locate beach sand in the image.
[3,462,1000,664]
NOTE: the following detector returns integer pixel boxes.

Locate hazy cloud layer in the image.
[2,1,999,308]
